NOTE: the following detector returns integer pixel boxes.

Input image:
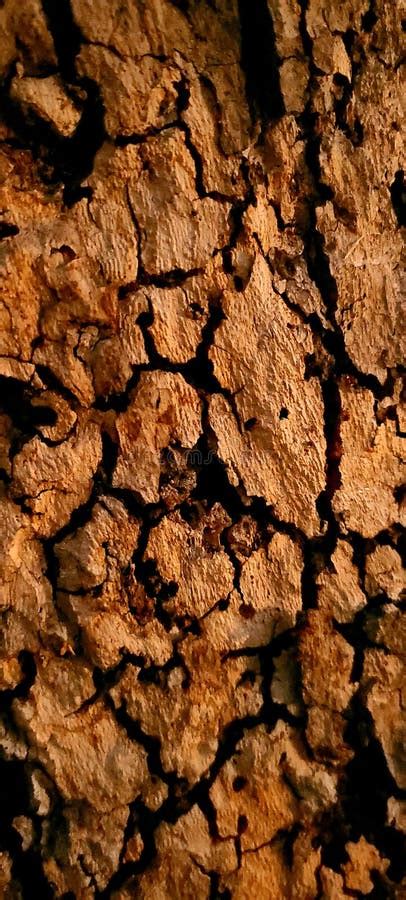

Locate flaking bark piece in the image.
[71,0,245,85]
[110,635,262,782]
[362,649,406,790]
[0,233,57,362]
[77,46,179,139]
[334,379,405,537]
[148,259,227,365]
[127,129,231,274]
[63,597,174,670]
[148,282,208,365]
[0,359,35,382]
[239,533,303,635]
[42,804,130,895]
[10,74,82,138]
[90,289,148,399]
[289,831,322,900]
[31,390,77,443]
[11,815,33,851]
[33,331,96,407]
[202,532,303,651]
[55,497,140,593]
[29,768,53,817]
[129,806,237,899]
[318,56,404,382]
[113,371,202,504]
[316,539,367,622]
[364,604,406,658]
[0,493,67,657]
[0,0,56,77]
[209,255,326,535]
[11,414,102,537]
[306,1,352,77]
[81,144,141,284]
[342,836,389,894]
[365,545,405,601]
[12,653,166,813]
[182,73,246,198]
[0,657,22,691]
[269,0,303,60]
[306,707,353,768]
[144,505,233,621]
[219,840,289,900]
[299,611,356,708]
[318,866,347,899]
[210,721,336,851]
[299,610,355,764]
[261,117,307,226]
[56,498,175,669]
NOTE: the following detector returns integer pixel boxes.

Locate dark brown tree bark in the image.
[0,0,404,896]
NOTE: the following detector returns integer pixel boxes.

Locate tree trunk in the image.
[0,0,404,896]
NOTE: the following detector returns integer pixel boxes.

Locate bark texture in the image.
[0,0,405,897]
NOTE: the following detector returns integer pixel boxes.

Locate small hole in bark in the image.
[279,407,289,419]
[237,814,248,834]
[233,776,247,792]
[239,602,255,619]
[244,417,258,431]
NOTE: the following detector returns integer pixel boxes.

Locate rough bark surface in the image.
[0,0,405,897]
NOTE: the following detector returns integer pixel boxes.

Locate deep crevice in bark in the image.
[238,0,285,126]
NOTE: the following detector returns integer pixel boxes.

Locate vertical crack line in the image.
[238,0,285,129]
[41,0,82,80]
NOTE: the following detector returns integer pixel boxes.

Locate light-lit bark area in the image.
[0,0,404,896]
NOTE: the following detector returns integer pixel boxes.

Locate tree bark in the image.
[0,0,404,896]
